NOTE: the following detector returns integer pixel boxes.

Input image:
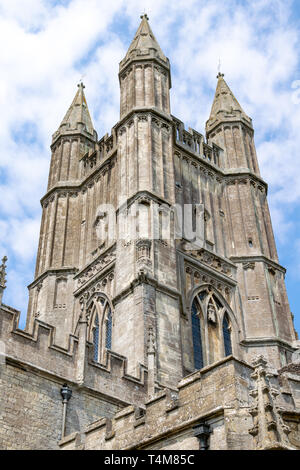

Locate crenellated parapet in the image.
[0,302,149,407]
[80,131,117,179]
[58,355,300,451]
[58,357,255,450]
[173,116,223,168]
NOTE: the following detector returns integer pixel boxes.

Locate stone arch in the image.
[191,296,206,369]
[87,293,113,363]
[188,284,240,367]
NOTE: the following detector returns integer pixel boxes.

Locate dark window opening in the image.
[223,315,232,357]
[192,301,204,370]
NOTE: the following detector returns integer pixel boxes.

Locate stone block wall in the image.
[59,357,256,450]
[0,360,120,450]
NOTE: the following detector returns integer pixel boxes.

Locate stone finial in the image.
[121,12,167,68]
[207,72,252,133]
[0,256,7,289]
[0,256,8,304]
[54,82,95,140]
[249,355,293,450]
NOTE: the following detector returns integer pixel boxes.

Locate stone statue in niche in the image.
[207,301,217,324]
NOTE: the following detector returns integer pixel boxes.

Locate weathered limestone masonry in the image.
[60,357,300,451]
[1,14,300,450]
[0,304,148,449]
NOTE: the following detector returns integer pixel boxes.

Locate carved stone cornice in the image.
[230,256,286,274]
[51,129,97,148]
[181,247,237,283]
[74,245,116,292]
[112,273,180,306]
[240,337,295,350]
[28,267,78,290]
[77,269,115,305]
[223,171,268,194]
[42,154,117,207]
[117,190,172,215]
[115,107,172,135]
[119,56,171,86]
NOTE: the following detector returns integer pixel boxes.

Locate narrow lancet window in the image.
[105,308,112,350]
[223,314,232,356]
[93,314,99,361]
[192,301,204,370]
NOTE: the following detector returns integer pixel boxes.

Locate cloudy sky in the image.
[0,0,300,335]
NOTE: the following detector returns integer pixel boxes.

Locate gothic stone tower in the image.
[25,15,297,392]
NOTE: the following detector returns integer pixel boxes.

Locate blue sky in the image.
[0,0,300,336]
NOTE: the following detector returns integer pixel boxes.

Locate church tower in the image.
[114,13,180,386]
[1,14,300,451]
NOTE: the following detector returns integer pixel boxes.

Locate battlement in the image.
[60,357,255,450]
[172,116,223,168]
[80,131,116,179]
[60,355,300,450]
[0,303,148,407]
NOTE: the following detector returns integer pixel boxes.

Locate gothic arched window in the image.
[89,296,113,363]
[190,288,236,371]
[191,300,204,370]
[223,314,232,357]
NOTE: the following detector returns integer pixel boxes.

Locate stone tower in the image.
[2,14,299,452]
[24,15,297,385]
[206,72,296,368]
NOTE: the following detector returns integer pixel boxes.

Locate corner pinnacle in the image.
[0,256,8,290]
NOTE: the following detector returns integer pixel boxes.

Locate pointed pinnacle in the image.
[58,83,95,136]
[121,13,167,66]
[0,256,7,289]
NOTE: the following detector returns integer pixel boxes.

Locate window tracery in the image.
[89,295,113,363]
[191,288,234,370]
